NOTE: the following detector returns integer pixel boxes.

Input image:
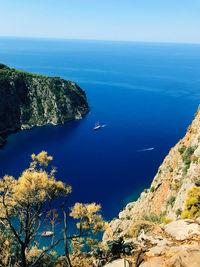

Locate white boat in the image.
[93,122,101,130]
[93,122,106,130]
[42,231,53,237]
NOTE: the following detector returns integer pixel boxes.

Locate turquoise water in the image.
[0,38,200,223]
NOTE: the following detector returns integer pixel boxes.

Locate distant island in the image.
[0,63,89,147]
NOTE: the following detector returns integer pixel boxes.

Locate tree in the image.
[0,151,71,267]
[66,202,108,266]
[0,151,107,267]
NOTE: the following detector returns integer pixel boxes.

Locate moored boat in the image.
[42,231,53,237]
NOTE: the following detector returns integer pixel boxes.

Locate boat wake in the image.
[137,147,154,152]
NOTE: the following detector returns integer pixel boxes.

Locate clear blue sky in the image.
[0,0,200,43]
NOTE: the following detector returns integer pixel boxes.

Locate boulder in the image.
[141,244,200,267]
[166,244,200,267]
[164,219,200,240]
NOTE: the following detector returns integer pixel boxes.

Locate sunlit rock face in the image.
[104,105,200,242]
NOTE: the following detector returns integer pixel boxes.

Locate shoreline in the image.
[0,108,89,150]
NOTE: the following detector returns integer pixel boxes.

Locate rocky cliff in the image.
[0,63,89,147]
[104,105,200,242]
[102,106,200,267]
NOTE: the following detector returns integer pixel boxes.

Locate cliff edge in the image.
[102,106,200,266]
[104,105,200,242]
[0,63,89,147]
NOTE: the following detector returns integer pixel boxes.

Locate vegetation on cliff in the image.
[0,63,89,147]
[182,185,200,219]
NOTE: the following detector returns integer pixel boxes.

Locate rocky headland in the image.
[0,63,89,147]
[102,105,200,267]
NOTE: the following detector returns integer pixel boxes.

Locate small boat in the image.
[42,231,54,237]
[93,122,101,130]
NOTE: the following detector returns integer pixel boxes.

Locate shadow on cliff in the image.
[0,74,31,145]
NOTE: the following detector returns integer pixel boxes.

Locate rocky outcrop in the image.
[164,219,200,240]
[104,105,200,242]
[103,219,200,267]
[140,245,200,267]
[0,63,89,147]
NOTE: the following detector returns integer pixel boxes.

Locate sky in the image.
[0,0,200,43]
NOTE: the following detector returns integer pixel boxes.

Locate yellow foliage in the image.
[26,245,57,263]
[70,255,92,267]
[0,151,71,265]
[70,202,106,233]
[0,226,14,265]
[126,220,153,238]
[0,151,106,266]
[182,185,200,219]
[71,237,85,254]
[172,180,183,191]
[31,151,53,169]
[162,217,173,225]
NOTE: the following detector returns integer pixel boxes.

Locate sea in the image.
[0,38,200,248]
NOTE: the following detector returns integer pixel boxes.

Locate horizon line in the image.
[0,35,200,46]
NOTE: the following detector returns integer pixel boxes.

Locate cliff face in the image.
[0,63,89,146]
[104,106,200,242]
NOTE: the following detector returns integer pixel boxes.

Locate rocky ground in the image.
[102,219,200,267]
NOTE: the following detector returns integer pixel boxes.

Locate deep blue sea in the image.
[0,37,200,223]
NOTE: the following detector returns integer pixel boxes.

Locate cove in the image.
[0,38,200,221]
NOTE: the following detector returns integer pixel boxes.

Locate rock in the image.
[146,246,167,257]
[103,219,132,242]
[140,258,164,267]
[194,146,200,157]
[124,237,145,248]
[196,217,200,224]
[166,244,200,267]
[164,219,200,240]
[141,244,200,267]
[140,235,172,246]
[103,259,131,267]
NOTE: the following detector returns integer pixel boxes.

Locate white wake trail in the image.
[137,147,154,152]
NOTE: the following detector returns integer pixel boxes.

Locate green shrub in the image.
[176,208,182,216]
[150,187,155,193]
[167,196,176,207]
[181,146,197,174]
[169,167,173,173]
[144,189,148,193]
[195,180,200,187]
[143,214,162,224]
[178,145,186,155]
